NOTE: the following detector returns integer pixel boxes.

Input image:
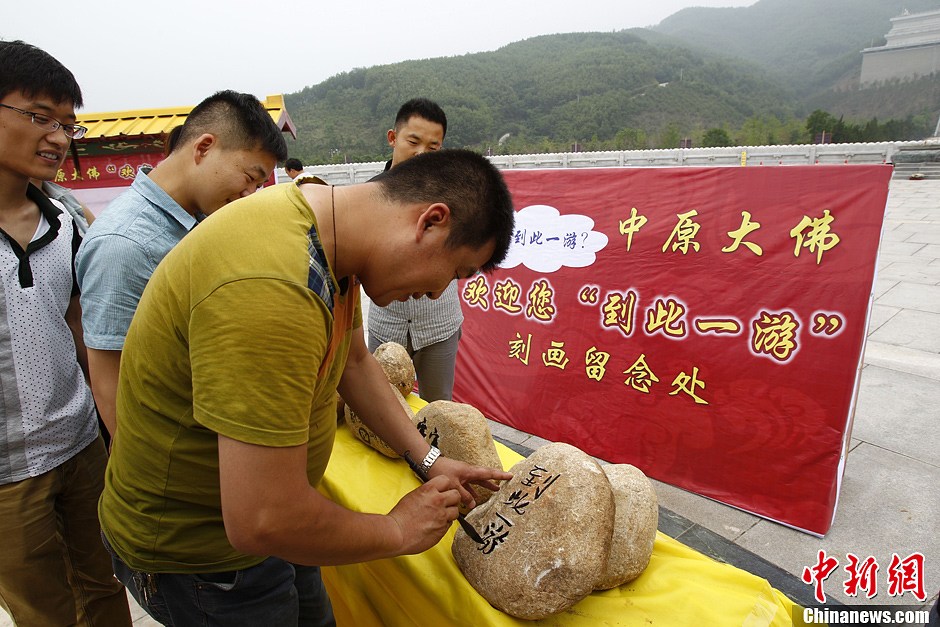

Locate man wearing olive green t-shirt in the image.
[99,149,515,625]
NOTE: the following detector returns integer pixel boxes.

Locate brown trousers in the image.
[0,436,131,626]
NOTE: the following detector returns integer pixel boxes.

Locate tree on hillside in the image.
[658,123,683,149]
[805,109,840,142]
[701,127,733,147]
[614,127,649,150]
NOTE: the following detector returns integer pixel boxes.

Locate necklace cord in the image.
[331,185,337,277]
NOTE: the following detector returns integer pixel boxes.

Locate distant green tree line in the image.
[292,106,933,164]
[692,110,933,149]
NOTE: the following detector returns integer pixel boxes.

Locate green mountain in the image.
[284,0,939,163]
[286,31,795,163]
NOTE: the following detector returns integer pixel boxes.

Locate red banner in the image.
[55,152,166,190]
[55,152,277,190]
[454,165,892,536]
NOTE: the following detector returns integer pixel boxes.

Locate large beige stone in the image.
[452,442,614,620]
[344,383,415,457]
[594,464,658,590]
[373,342,415,398]
[414,401,503,504]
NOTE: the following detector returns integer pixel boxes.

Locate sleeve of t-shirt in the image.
[76,234,157,350]
[189,278,331,447]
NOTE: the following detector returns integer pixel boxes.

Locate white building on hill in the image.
[861,8,940,84]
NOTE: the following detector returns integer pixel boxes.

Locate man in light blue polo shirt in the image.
[75,90,288,437]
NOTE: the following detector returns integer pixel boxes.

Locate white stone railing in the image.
[282,140,939,185]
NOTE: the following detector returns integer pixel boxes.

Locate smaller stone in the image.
[344,383,415,457]
[414,401,504,504]
[373,342,415,398]
[594,464,658,590]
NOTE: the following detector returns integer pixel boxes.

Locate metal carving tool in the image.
[402,450,486,544]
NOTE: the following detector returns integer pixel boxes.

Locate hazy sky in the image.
[4,0,758,113]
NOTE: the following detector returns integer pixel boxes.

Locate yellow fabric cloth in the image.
[320,396,804,626]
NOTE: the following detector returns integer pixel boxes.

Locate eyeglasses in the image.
[0,103,88,139]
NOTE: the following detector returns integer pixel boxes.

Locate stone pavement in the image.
[2,178,936,626]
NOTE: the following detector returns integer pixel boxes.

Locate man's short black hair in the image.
[173,90,288,161]
[0,40,83,108]
[377,149,514,272]
[285,157,303,171]
[394,98,447,138]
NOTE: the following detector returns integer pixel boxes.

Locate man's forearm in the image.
[65,295,90,381]
[219,437,457,565]
[87,348,122,436]
[338,335,431,460]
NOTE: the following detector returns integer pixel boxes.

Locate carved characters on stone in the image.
[452,443,615,620]
[414,401,504,504]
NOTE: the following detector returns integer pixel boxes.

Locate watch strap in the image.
[420,446,441,476]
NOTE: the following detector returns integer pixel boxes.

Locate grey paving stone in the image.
[494,436,534,458]
[867,310,940,353]
[851,365,940,464]
[876,262,940,286]
[486,419,530,446]
[657,505,695,539]
[736,443,940,607]
[876,252,923,268]
[864,341,940,381]
[866,304,901,335]
[913,243,940,260]
[892,218,940,229]
[903,230,940,246]
[520,433,553,450]
[881,227,915,243]
[129,591,160,625]
[886,213,932,222]
[877,282,940,314]
[881,241,929,257]
[874,277,900,299]
[648,478,761,542]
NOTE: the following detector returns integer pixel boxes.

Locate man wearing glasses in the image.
[0,40,132,625]
[0,103,88,139]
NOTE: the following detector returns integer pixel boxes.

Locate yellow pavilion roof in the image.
[76,94,296,140]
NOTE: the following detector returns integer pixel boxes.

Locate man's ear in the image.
[415,203,451,241]
[192,133,217,165]
[387,129,397,148]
